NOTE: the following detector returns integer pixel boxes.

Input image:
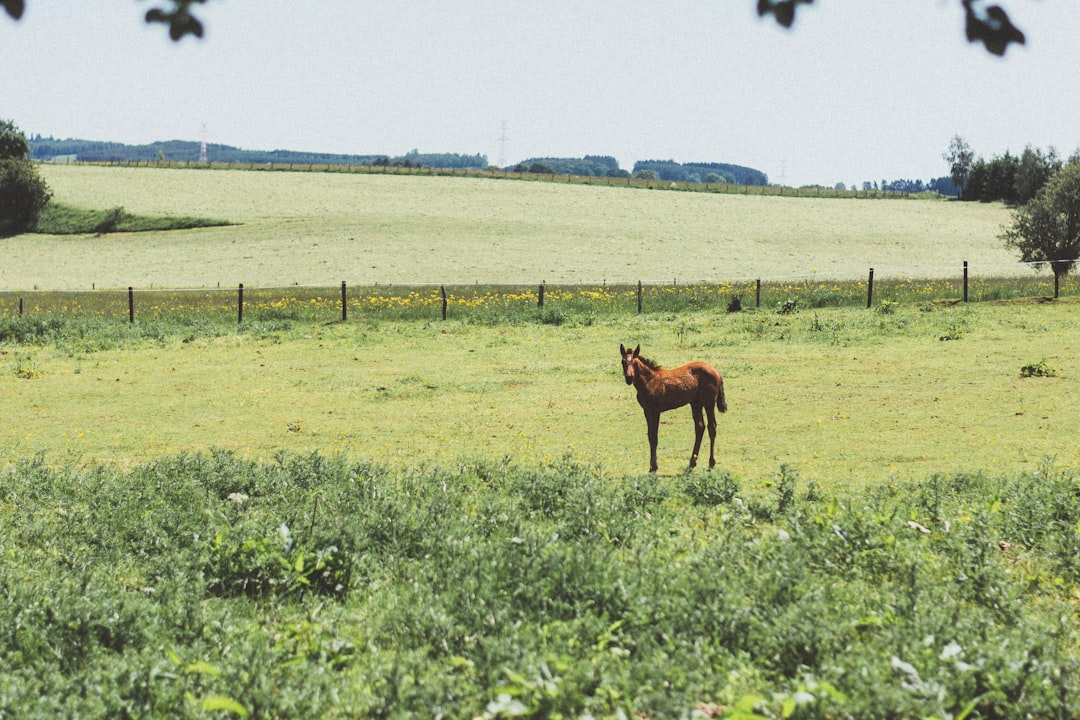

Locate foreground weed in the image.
[1020,359,1058,377]
[678,470,739,506]
[10,351,42,379]
[1,452,1077,717]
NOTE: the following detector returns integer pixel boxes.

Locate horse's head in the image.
[620,344,640,385]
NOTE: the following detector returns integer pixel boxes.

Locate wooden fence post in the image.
[538,282,545,308]
[866,268,874,309]
[963,261,968,302]
[18,297,23,316]
[128,287,134,323]
[238,283,244,324]
[637,280,643,314]
[755,278,761,309]
[441,285,448,321]
[341,281,347,321]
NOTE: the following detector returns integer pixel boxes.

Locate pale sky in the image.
[3,1,1078,187]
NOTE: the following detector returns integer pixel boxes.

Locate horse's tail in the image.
[717,375,728,413]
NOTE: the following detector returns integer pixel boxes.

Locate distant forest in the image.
[29,137,772,186]
[632,160,768,186]
[510,157,770,186]
[29,136,954,193]
[28,137,487,170]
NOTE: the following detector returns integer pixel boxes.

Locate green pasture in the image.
[3,299,1077,486]
[2,299,1080,718]
[2,163,1023,290]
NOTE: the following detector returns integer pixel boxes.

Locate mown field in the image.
[2,163,1020,290]
[2,167,1079,718]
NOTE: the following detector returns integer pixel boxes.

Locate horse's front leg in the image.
[690,404,706,469]
[645,411,660,473]
[705,404,717,469]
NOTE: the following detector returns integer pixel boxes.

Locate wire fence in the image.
[1,260,1075,325]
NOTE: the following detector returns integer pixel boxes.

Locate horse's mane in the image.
[637,355,663,370]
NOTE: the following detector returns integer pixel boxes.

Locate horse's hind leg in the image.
[705,403,717,469]
[690,403,706,469]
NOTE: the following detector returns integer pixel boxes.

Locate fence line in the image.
[3,259,1077,325]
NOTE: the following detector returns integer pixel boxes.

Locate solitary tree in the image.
[1001,162,1080,298]
[0,119,52,236]
[943,135,975,200]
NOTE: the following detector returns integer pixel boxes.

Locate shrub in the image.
[679,470,739,506]
[0,157,52,236]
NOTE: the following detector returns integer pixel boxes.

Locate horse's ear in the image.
[620,344,626,356]
[633,344,640,357]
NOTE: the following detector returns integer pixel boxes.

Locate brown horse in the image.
[620,344,728,473]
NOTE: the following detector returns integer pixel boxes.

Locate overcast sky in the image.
[3,1,1078,187]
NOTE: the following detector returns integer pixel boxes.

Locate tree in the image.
[1,0,1030,54]
[965,158,990,202]
[987,150,1019,205]
[1014,145,1061,205]
[944,135,975,200]
[0,119,29,159]
[1001,161,1080,298]
[0,119,52,236]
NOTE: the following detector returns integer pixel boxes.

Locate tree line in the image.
[511,156,630,179]
[944,135,1065,205]
[28,136,489,171]
[632,160,767,186]
[511,157,770,186]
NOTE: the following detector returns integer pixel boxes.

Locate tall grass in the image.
[0,450,1076,718]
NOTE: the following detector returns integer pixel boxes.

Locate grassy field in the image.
[4,167,1080,717]
[2,300,1080,718]
[3,299,1077,486]
[2,164,1021,290]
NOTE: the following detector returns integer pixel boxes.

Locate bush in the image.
[679,470,739,505]
[0,157,52,236]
